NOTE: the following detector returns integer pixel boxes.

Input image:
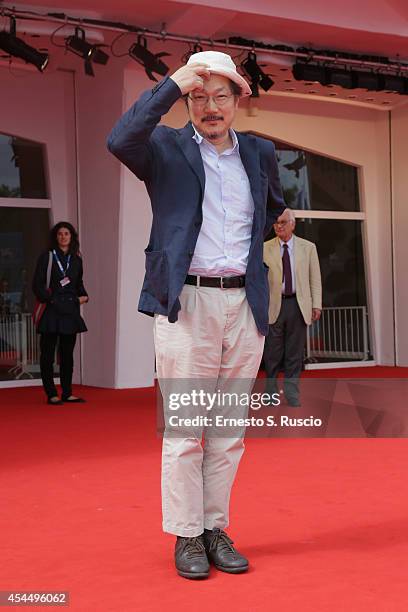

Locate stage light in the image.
[241,52,274,95]
[250,79,260,97]
[65,27,109,76]
[259,73,274,91]
[352,71,381,91]
[129,35,170,82]
[293,63,328,85]
[0,17,48,72]
[327,68,353,89]
[381,75,406,94]
[293,59,408,95]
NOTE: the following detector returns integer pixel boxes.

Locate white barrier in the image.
[307,306,369,361]
[2,306,371,379]
[0,314,22,376]
[0,313,41,379]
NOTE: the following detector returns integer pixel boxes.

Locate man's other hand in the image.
[312,308,322,321]
[276,208,293,225]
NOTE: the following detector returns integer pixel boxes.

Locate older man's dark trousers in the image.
[264,297,307,403]
[40,333,77,399]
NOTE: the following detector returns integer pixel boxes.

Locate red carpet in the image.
[2,367,408,611]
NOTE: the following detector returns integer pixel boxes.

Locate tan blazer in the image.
[263,235,322,325]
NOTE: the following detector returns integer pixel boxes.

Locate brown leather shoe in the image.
[175,535,210,579]
[204,528,248,573]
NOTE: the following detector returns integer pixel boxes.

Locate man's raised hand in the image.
[170,63,211,95]
[276,208,294,225]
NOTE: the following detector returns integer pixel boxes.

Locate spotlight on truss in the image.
[0,17,49,72]
[241,51,274,96]
[293,62,328,84]
[129,35,170,82]
[65,27,109,76]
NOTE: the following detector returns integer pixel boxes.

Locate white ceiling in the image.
[6,0,407,56]
[2,0,408,109]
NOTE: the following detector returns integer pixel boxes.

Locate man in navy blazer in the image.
[108,51,288,579]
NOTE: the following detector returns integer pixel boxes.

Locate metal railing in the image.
[306,306,370,361]
[1,306,371,379]
[0,313,41,379]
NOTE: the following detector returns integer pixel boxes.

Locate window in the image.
[275,144,360,212]
[0,207,50,380]
[266,138,372,363]
[0,133,48,199]
[295,218,367,308]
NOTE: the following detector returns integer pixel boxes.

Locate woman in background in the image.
[33,222,88,405]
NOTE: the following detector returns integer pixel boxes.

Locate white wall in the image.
[0,67,77,223]
[163,94,394,364]
[75,61,157,389]
[114,67,156,388]
[75,61,125,387]
[391,104,408,366]
[0,66,83,382]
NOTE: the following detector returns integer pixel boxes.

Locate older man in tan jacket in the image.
[263,210,322,406]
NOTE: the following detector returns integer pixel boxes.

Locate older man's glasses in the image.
[188,93,235,108]
[274,220,291,227]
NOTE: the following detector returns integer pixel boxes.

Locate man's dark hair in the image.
[49,221,80,256]
[230,81,242,96]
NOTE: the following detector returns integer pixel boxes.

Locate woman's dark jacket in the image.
[32,249,88,334]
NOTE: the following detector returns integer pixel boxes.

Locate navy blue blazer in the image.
[107,76,286,336]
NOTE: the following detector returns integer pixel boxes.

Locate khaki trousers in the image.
[154,284,264,537]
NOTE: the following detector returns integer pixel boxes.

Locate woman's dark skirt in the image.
[37,301,87,335]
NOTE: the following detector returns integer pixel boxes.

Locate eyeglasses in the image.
[188,93,235,108]
[274,220,290,227]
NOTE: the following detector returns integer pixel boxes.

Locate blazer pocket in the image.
[144,249,169,306]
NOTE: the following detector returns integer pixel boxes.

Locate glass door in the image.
[268,141,372,365]
[0,67,78,387]
[0,135,53,382]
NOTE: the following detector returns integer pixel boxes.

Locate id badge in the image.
[60,277,71,287]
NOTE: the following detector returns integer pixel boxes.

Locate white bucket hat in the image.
[186,50,252,97]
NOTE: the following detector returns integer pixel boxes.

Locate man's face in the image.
[187,74,239,144]
[274,219,295,242]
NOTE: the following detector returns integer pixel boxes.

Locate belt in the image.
[185,274,246,289]
[282,293,296,299]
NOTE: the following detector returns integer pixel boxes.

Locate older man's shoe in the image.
[175,535,210,579]
[204,528,248,573]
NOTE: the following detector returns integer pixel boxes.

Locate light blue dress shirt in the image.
[188,126,255,276]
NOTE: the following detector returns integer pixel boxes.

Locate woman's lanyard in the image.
[53,250,71,287]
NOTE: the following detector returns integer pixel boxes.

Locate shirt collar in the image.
[192,124,239,152]
[279,235,294,249]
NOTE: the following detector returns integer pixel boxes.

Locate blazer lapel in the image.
[272,237,282,277]
[175,123,205,195]
[293,235,302,287]
[236,132,262,211]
